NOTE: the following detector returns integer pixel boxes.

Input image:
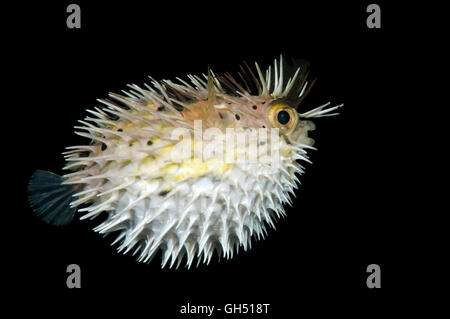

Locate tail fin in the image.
[28,170,76,226]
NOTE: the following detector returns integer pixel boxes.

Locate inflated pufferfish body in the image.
[28,56,342,268]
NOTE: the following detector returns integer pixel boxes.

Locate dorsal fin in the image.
[207,66,216,110]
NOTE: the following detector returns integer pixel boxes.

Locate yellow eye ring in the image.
[268,103,298,133]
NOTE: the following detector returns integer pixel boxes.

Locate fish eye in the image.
[268,103,298,133]
[277,110,290,124]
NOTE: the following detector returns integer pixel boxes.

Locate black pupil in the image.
[277,110,290,125]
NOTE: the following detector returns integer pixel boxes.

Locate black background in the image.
[6,1,430,317]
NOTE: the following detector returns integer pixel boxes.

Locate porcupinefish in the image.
[28,56,342,268]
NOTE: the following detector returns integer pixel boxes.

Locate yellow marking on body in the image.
[162,163,180,173]
[151,137,161,144]
[121,122,134,131]
[281,147,292,156]
[172,157,233,181]
[161,144,174,153]
[103,160,114,170]
[140,156,155,165]
[219,163,233,174]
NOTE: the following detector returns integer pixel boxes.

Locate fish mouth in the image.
[287,120,316,146]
